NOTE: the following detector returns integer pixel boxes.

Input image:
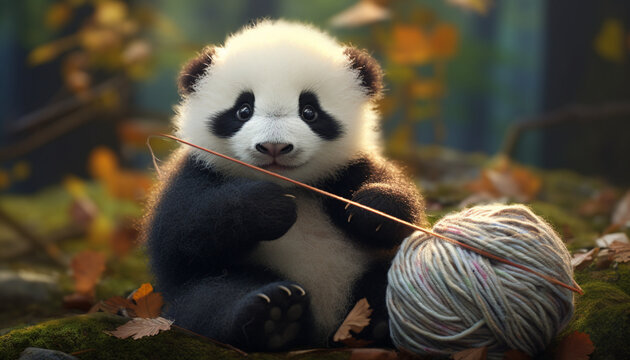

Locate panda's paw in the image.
[232,281,311,351]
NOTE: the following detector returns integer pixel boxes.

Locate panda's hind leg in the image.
[165,268,312,351]
[232,280,313,351]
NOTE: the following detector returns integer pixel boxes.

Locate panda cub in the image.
[142,20,426,351]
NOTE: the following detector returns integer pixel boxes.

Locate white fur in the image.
[175,20,381,185]
[173,20,382,342]
[248,191,372,342]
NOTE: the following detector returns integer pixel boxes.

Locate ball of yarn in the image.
[386,204,575,358]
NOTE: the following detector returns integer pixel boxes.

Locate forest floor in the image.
[0,147,628,360]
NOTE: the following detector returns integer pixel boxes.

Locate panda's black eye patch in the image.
[208,91,255,138]
[298,91,343,141]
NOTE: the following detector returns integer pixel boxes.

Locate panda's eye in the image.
[301,105,318,122]
[236,103,253,121]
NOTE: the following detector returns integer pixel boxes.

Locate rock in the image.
[19,347,78,360]
[0,270,60,309]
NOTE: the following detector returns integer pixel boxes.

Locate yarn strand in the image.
[151,134,583,295]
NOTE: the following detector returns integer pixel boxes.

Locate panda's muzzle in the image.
[255,143,294,157]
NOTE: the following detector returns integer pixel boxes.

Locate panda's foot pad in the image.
[235,281,310,351]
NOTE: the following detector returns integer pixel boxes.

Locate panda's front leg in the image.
[345,183,425,248]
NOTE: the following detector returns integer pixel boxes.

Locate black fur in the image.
[298,91,344,141]
[208,91,255,138]
[142,152,425,350]
[178,46,216,95]
[316,156,427,249]
[343,47,384,99]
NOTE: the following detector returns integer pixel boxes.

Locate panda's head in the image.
[174,20,383,185]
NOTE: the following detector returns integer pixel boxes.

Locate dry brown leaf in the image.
[133,283,154,301]
[571,248,599,270]
[466,157,541,202]
[333,298,373,342]
[71,250,106,296]
[555,331,594,360]
[105,317,172,340]
[612,191,630,227]
[595,232,629,248]
[502,349,531,360]
[610,241,630,263]
[453,347,488,360]
[349,348,398,360]
[134,292,163,318]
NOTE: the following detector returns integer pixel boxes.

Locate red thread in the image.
[153,134,584,295]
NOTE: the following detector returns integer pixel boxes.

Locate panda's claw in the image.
[347,214,353,223]
[290,284,306,296]
[257,293,271,303]
[344,203,351,210]
[283,194,296,199]
[278,285,292,296]
[375,224,382,232]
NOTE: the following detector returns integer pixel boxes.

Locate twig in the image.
[501,102,630,158]
[0,207,66,267]
[155,134,584,295]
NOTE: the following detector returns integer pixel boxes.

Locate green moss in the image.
[528,202,599,250]
[563,267,630,360]
[0,314,350,360]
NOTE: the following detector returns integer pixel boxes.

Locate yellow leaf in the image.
[95,0,128,26]
[594,18,626,63]
[133,283,154,301]
[333,298,372,342]
[63,175,87,199]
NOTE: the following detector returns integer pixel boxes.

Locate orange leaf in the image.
[133,283,154,301]
[133,292,163,318]
[71,250,106,296]
[610,241,630,263]
[431,23,458,59]
[453,347,488,360]
[333,298,372,342]
[555,331,595,360]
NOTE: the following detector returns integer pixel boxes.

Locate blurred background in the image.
[1,0,629,332]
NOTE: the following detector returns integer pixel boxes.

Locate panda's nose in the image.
[255,143,294,156]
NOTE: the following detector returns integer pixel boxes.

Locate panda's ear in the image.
[178,46,216,96]
[343,47,384,99]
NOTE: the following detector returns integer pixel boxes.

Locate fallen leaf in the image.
[133,292,163,318]
[110,222,138,257]
[578,188,618,216]
[466,157,541,202]
[571,248,599,270]
[610,241,630,263]
[105,317,173,340]
[133,283,154,301]
[333,298,373,342]
[349,348,398,360]
[595,232,629,248]
[612,191,630,227]
[555,331,594,360]
[595,248,615,269]
[71,250,106,296]
[89,296,135,315]
[453,347,488,360]
[503,349,531,360]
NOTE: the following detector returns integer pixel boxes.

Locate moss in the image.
[528,202,599,250]
[562,267,630,360]
[0,314,350,360]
